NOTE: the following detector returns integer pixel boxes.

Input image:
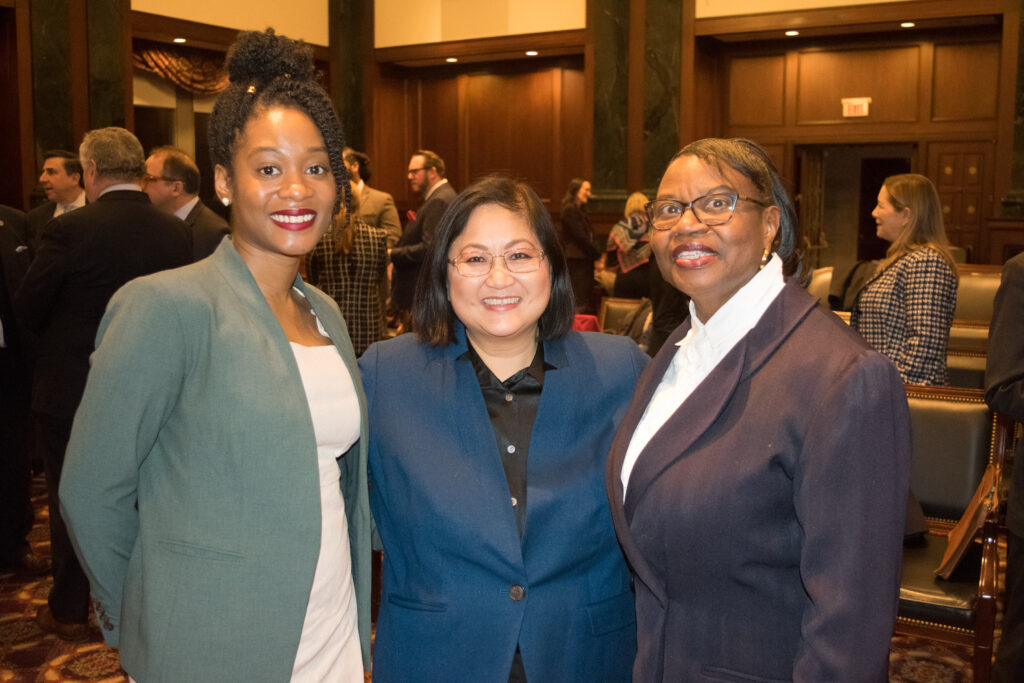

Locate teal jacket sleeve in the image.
[60,277,186,646]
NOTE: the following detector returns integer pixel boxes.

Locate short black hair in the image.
[43,149,84,188]
[671,138,801,276]
[150,146,200,194]
[413,175,574,346]
[208,28,349,213]
[344,149,371,183]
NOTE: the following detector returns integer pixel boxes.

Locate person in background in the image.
[27,150,86,253]
[306,181,389,356]
[391,149,456,328]
[143,146,229,261]
[559,177,600,312]
[605,191,652,299]
[607,138,910,681]
[851,173,957,385]
[344,148,400,248]
[986,250,1024,682]
[361,175,646,682]
[58,29,370,681]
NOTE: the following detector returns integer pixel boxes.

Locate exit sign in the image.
[841,97,872,117]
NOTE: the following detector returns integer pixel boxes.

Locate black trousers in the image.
[995,530,1024,682]
[39,412,90,624]
[0,362,33,566]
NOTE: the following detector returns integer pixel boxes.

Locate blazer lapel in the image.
[445,326,525,562]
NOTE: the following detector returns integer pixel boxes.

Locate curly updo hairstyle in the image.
[208,28,349,213]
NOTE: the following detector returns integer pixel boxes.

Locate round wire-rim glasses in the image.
[645,193,771,230]
[448,247,547,277]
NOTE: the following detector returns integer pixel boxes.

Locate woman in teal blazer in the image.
[59,31,371,681]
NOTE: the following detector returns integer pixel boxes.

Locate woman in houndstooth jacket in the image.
[851,173,958,385]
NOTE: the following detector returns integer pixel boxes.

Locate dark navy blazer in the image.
[360,325,648,682]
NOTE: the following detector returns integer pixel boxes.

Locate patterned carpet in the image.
[0,477,980,681]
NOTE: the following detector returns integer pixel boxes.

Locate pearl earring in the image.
[221,197,231,207]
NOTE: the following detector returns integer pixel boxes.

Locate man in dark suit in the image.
[144,146,229,261]
[27,150,86,252]
[0,205,40,576]
[344,148,401,247]
[14,127,191,640]
[391,149,456,327]
[987,251,1024,682]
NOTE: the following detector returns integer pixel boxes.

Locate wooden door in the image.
[927,142,994,262]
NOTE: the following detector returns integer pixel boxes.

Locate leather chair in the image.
[597,296,646,335]
[807,266,832,307]
[955,265,1002,323]
[947,348,987,390]
[895,385,1013,683]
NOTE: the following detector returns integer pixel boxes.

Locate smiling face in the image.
[214,107,335,264]
[872,185,910,243]
[651,155,779,322]
[447,204,552,353]
[39,157,81,204]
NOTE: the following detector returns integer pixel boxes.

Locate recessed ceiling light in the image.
[173,37,187,44]
[785,30,799,37]
[525,51,538,57]
[446,57,458,63]
[900,22,915,28]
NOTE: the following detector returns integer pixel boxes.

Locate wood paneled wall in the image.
[371,57,586,215]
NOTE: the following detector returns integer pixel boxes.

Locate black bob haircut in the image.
[208,28,349,214]
[412,175,575,347]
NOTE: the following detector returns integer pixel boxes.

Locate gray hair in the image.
[79,127,146,181]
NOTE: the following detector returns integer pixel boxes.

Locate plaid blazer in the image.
[306,220,388,356]
[851,246,957,385]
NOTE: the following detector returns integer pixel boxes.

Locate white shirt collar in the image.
[424,178,449,201]
[174,195,201,222]
[99,182,143,197]
[53,190,86,217]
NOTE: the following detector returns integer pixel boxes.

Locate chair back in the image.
[807,266,832,307]
[906,386,994,520]
[954,264,1002,323]
[597,297,646,334]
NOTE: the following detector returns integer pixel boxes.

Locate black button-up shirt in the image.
[461,343,548,539]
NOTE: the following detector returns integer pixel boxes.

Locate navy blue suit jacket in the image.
[359,326,647,682]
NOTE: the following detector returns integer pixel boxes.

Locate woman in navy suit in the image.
[606,139,911,681]
[359,175,647,682]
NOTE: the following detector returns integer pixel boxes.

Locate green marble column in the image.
[29,0,74,154]
[642,0,681,192]
[86,0,129,129]
[589,0,629,212]
[329,0,370,151]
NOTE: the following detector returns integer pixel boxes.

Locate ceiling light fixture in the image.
[900,22,915,28]
[446,57,458,63]
[785,30,799,37]
[173,37,187,43]
[525,51,538,56]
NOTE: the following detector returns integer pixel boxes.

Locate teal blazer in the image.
[60,240,372,681]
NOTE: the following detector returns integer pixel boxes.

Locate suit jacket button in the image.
[509,584,525,601]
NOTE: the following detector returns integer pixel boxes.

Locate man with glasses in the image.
[144,146,228,261]
[391,149,456,328]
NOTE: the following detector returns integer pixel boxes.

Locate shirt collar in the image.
[681,253,785,353]
[424,178,449,201]
[99,182,143,197]
[174,195,201,222]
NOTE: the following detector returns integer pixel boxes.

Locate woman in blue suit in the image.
[359,175,647,682]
